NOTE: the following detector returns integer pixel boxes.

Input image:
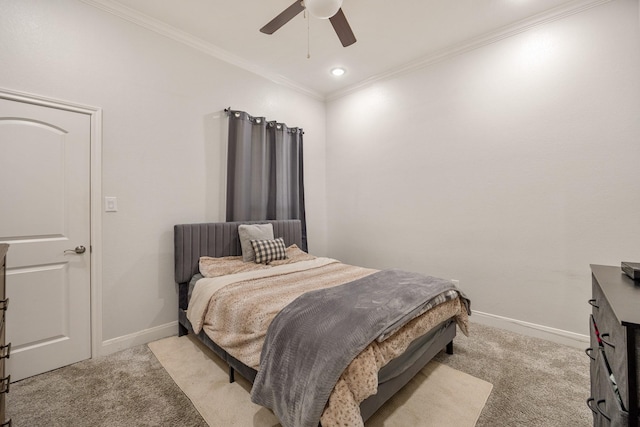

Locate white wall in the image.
[325,0,640,339]
[0,0,328,350]
[1,0,638,354]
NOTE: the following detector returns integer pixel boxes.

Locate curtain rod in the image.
[223,107,304,134]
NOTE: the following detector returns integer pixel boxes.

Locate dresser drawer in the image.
[0,258,5,341]
[0,263,4,301]
[593,348,630,427]
[589,316,599,402]
[592,279,630,409]
[587,316,601,426]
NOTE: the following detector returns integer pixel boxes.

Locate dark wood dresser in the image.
[588,265,640,427]
[0,244,9,426]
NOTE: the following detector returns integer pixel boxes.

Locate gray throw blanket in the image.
[250,268,470,427]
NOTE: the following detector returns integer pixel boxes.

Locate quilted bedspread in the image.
[187,257,469,427]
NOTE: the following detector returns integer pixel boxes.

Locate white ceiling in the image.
[85,0,601,99]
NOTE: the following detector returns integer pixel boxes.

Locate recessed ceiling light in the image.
[331,67,346,77]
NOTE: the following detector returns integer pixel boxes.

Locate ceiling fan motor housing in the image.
[304,0,343,19]
[261,0,355,47]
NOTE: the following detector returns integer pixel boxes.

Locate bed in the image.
[174,219,469,426]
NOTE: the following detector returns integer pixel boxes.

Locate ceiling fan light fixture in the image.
[304,0,343,19]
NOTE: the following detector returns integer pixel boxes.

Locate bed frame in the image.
[174,219,456,423]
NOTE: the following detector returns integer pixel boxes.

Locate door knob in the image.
[64,246,86,254]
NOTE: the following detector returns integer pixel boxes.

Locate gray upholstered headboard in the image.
[174,219,302,285]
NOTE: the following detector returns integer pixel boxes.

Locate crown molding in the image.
[78,0,325,101]
[80,0,612,103]
[326,0,613,101]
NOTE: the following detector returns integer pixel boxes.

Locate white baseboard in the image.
[472,311,589,349]
[100,321,178,356]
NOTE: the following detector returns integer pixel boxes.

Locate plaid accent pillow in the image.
[250,238,288,264]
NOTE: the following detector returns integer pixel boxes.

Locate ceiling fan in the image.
[260,0,357,47]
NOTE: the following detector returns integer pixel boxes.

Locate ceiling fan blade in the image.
[260,1,305,35]
[329,8,356,47]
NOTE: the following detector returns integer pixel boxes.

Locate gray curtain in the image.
[226,110,307,251]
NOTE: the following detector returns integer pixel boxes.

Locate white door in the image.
[0,96,91,381]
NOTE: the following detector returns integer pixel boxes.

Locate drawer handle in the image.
[0,342,10,360]
[588,299,599,309]
[584,347,595,361]
[586,397,598,414]
[0,375,9,394]
[600,333,615,349]
[596,399,611,421]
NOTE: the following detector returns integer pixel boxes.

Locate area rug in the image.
[148,335,492,427]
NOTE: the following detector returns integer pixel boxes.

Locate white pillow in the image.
[238,223,274,262]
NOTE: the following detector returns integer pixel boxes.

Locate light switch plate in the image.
[105,197,118,212]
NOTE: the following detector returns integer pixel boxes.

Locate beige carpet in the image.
[148,335,492,427]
